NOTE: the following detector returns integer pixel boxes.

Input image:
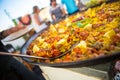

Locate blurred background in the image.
[0,0,90,31]
[0,0,105,50]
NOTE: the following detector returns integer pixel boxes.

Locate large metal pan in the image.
[21,0,120,68]
[20,30,120,68]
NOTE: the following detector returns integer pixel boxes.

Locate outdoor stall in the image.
[0,0,120,80]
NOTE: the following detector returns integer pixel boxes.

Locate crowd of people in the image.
[49,0,84,23]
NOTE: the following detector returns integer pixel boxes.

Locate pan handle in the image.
[0,52,48,60]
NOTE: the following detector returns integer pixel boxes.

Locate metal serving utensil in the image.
[50,42,80,60]
[0,42,79,60]
[0,52,49,60]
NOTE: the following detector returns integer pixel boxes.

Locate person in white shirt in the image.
[31,6,49,33]
[18,6,50,34]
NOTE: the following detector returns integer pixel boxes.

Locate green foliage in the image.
[85,0,109,7]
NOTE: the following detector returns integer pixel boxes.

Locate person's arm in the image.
[51,14,57,22]
[49,9,57,22]
[7,58,44,80]
[34,14,48,25]
[34,14,44,25]
[60,4,67,17]
[0,24,26,39]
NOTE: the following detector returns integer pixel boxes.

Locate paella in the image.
[26,1,120,64]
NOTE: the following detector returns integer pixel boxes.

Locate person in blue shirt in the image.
[61,0,79,15]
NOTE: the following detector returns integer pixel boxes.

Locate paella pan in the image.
[21,1,120,67]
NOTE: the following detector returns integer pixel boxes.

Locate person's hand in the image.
[61,14,67,19]
[45,21,51,26]
[43,18,48,22]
